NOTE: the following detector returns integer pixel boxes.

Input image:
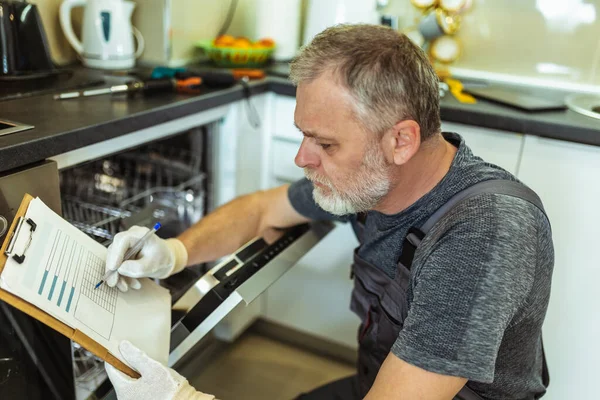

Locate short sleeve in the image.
[391,195,542,383]
[288,178,351,222]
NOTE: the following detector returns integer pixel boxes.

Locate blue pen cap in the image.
[153,222,162,231]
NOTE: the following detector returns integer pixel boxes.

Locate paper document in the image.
[0,197,171,366]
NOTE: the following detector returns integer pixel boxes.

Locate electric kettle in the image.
[59,0,144,70]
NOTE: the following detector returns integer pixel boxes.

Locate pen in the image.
[94,223,162,289]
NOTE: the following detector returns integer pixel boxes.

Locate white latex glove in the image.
[105,341,216,400]
[105,226,188,292]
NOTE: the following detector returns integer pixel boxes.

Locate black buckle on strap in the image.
[398,227,425,270]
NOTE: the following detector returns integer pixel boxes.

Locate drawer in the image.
[273,96,299,141]
[271,139,303,182]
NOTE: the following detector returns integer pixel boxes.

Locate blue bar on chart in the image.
[39,231,62,295]
[66,286,75,313]
[57,281,67,307]
[56,239,76,305]
[49,234,71,301]
[65,245,83,313]
[38,270,49,295]
[48,275,58,300]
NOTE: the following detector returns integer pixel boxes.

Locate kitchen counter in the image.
[0,68,598,174]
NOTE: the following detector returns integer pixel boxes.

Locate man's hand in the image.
[105,341,215,400]
[105,226,188,292]
[365,353,467,400]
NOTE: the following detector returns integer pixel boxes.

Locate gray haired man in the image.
[105,24,553,400]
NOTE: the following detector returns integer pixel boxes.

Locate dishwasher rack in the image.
[59,139,210,397]
[60,143,206,245]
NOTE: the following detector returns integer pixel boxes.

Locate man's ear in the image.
[382,120,421,166]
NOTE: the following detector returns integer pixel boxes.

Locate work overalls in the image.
[350,180,550,399]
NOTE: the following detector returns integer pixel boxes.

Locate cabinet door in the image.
[517,135,600,400]
[442,122,524,174]
[272,95,298,142]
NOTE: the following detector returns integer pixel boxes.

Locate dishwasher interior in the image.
[58,126,215,397]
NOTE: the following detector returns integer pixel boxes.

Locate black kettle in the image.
[0,1,55,76]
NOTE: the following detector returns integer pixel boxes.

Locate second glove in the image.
[105,226,188,292]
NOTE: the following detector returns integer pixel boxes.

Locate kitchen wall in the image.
[134,0,231,65]
[36,0,600,90]
[382,0,600,89]
[38,0,276,67]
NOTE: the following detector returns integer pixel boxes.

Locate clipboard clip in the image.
[5,217,37,264]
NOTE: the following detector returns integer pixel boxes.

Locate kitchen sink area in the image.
[566,93,600,120]
[0,119,34,137]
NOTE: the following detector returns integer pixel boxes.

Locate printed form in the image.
[0,197,171,366]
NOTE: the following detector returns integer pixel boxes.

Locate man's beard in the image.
[304,144,391,216]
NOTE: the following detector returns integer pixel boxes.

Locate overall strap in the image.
[398,179,548,269]
[397,179,551,396]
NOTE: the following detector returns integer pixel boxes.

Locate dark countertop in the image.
[0,67,599,174]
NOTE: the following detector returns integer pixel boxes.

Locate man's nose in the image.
[295,138,320,169]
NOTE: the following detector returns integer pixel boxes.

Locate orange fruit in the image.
[257,38,275,48]
[234,36,252,45]
[213,34,235,47]
[232,39,252,48]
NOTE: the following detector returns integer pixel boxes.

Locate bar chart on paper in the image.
[1,197,172,368]
[38,229,80,312]
[37,228,117,340]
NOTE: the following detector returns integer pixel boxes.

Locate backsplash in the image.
[31,0,78,65]
[383,0,600,89]
[35,0,600,90]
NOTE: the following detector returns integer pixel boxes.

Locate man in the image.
[104,24,554,400]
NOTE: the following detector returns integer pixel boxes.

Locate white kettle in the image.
[60,0,144,70]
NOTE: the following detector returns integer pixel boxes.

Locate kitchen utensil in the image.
[53,77,203,100]
[444,78,476,104]
[0,1,55,76]
[60,0,144,70]
[418,8,460,41]
[151,67,265,84]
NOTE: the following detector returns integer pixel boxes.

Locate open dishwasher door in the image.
[168,221,334,367]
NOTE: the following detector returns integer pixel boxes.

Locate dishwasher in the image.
[57,126,212,398]
[0,116,333,399]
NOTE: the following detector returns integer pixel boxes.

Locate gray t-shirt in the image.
[288,132,554,399]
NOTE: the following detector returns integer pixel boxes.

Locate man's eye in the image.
[319,143,332,150]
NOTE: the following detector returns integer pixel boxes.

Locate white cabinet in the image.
[442,122,524,174]
[517,135,600,400]
[272,95,298,142]
[271,139,303,183]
